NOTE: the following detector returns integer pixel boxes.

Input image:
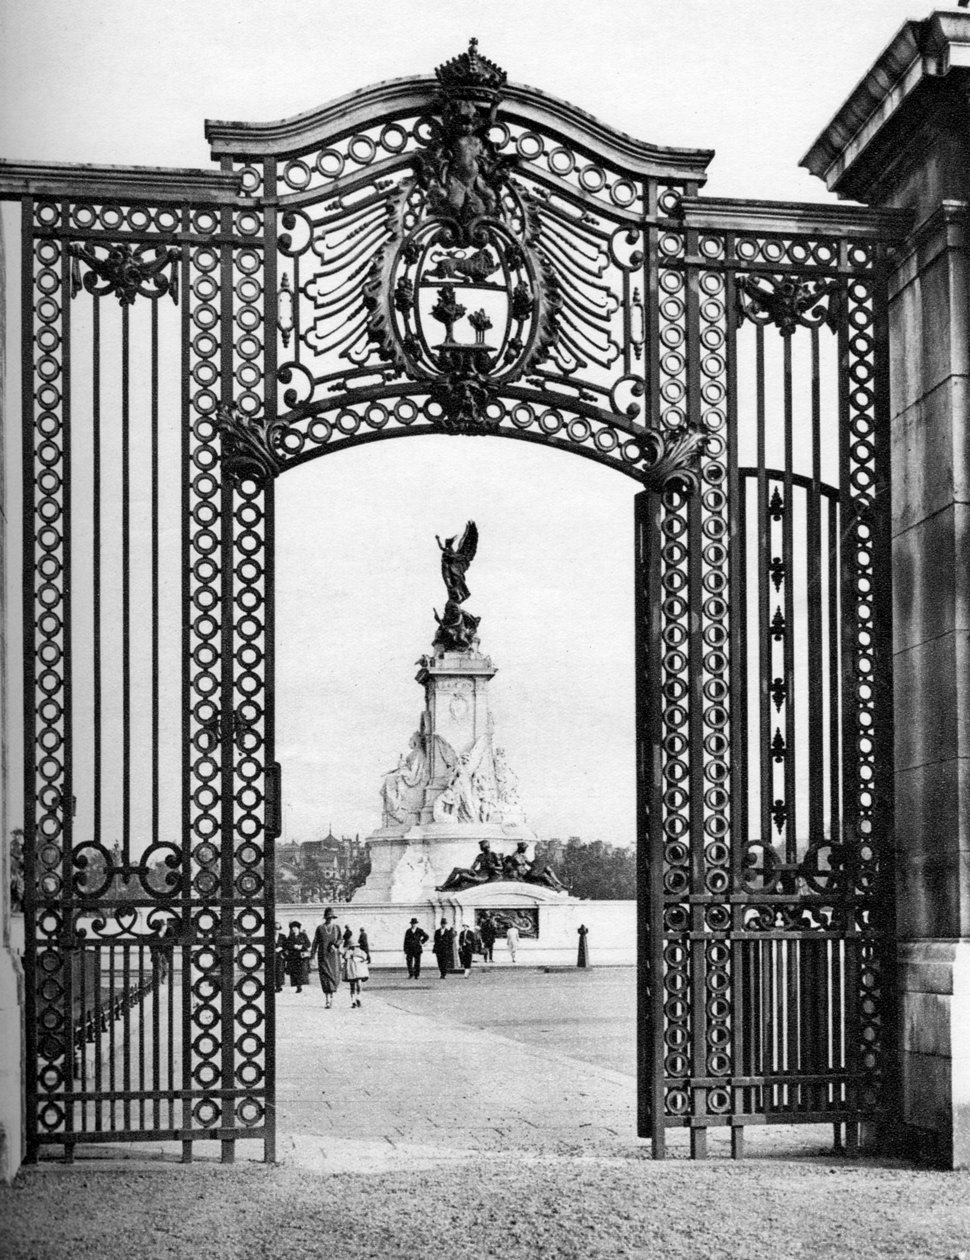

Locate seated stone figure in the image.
[436,839,503,892]
[526,861,567,892]
[503,840,567,891]
[502,841,532,880]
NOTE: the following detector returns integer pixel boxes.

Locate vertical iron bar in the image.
[808,328,823,850]
[138,944,145,1130]
[168,931,175,1133]
[686,241,707,1160]
[725,252,745,1142]
[108,945,116,1121]
[151,300,159,852]
[807,327,825,1105]
[837,273,860,1119]
[152,933,161,1131]
[643,180,664,1159]
[61,209,75,1154]
[92,296,102,847]
[121,303,131,866]
[219,190,237,1164]
[871,251,897,1139]
[827,496,841,850]
[122,947,131,1132]
[179,207,194,1164]
[94,945,103,1132]
[78,951,87,1130]
[262,157,278,1164]
[782,336,796,866]
[755,327,771,881]
[636,491,665,1155]
[21,196,39,1163]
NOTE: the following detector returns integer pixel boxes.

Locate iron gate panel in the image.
[13,180,277,1161]
[2,41,907,1161]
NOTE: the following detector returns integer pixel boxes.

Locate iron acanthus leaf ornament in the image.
[639,424,708,494]
[363,38,563,430]
[735,273,842,337]
[216,403,287,486]
[70,242,180,306]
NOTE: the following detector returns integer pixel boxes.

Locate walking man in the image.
[480,913,496,962]
[458,922,476,976]
[505,922,520,964]
[403,917,428,978]
[433,917,456,978]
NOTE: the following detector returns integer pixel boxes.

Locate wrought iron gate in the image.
[2,41,907,1161]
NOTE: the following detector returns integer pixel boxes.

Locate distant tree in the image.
[344,844,371,900]
[534,835,636,899]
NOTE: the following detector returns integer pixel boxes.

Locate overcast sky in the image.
[1,1,936,848]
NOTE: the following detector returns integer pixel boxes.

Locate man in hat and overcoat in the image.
[403,918,429,978]
[310,908,343,1008]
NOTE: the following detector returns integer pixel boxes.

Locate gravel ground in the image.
[3,1157,969,1260]
[3,968,969,1259]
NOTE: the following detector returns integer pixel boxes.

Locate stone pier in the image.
[803,9,970,1167]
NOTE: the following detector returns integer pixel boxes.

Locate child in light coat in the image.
[343,942,369,1008]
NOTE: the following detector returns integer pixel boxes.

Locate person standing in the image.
[358,927,371,964]
[433,917,456,979]
[458,922,476,976]
[343,938,368,1009]
[480,913,496,963]
[274,922,287,993]
[505,922,520,964]
[310,908,342,1009]
[403,918,428,978]
[283,921,311,993]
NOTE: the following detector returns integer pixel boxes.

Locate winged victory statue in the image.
[433,521,481,652]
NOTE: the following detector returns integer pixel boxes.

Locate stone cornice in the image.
[887,199,968,300]
[679,196,912,240]
[205,74,714,183]
[0,160,241,205]
[800,11,970,201]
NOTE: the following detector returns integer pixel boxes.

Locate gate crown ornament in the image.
[363,39,563,431]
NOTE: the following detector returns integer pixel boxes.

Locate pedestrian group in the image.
[274,909,546,1004]
[275,909,371,1009]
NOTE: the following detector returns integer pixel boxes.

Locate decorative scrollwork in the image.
[735,273,841,337]
[216,403,287,486]
[639,424,707,494]
[70,242,180,306]
[357,41,563,431]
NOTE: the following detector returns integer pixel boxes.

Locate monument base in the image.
[280,891,636,970]
[351,822,538,904]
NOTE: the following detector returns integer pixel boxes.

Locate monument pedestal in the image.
[353,637,548,904]
[353,822,537,904]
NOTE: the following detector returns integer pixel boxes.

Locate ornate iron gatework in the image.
[1,41,908,1161]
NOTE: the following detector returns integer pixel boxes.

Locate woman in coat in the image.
[310,908,343,1008]
[283,921,311,993]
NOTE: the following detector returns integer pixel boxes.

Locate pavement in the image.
[3,966,970,1260]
